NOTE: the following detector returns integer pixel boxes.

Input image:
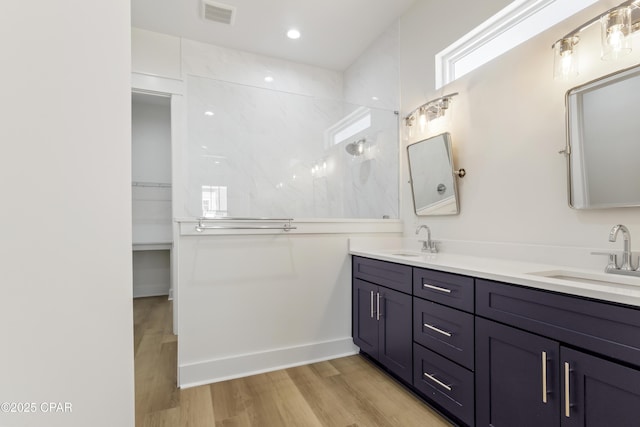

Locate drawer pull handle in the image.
[542,351,547,403]
[564,362,571,418]
[376,292,381,321]
[423,283,452,293]
[423,372,452,391]
[370,291,374,319]
[424,323,452,337]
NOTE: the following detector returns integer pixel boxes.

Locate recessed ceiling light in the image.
[287,29,301,39]
[371,96,379,101]
[204,111,215,116]
[264,76,274,83]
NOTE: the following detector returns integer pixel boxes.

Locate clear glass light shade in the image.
[418,108,428,132]
[601,7,632,60]
[553,37,579,80]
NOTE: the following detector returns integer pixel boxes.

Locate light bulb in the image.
[553,37,579,80]
[418,108,427,132]
[561,51,574,76]
[601,8,631,61]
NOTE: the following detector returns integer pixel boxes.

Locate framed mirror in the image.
[407,132,460,215]
[565,64,640,209]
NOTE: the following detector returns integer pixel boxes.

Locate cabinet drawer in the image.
[476,279,640,368]
[414,343,474,427]
[353,256,412,294]
[413,267,474,312]
[413,298,474,370]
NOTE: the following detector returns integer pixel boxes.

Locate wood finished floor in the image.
[134,296,454,427]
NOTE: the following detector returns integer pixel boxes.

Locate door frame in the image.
[131,72,184,342]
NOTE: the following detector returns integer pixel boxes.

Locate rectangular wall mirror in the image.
[565,64,640,209]
[407,132,460,215]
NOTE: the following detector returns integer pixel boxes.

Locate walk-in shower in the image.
[186,75,399,219]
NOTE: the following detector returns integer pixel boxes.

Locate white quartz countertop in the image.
[350,248,640,308]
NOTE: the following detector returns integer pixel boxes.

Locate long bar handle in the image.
[564,362,571,418]
[423,372,452,391]
[370,291,374,319]
[376,293,381,321]
[423,283,452,293]
[542,351,548,403]
[424,323,452,337]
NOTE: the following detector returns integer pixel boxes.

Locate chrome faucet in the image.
[609,224,634,271]
[416,225,438,253]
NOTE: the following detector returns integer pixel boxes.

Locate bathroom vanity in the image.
[351,250,640,427]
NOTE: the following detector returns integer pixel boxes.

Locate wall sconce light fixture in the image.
[404,93,458,130]
[601,6,633,60]
[553,0,640,80]
[345,138,366,156]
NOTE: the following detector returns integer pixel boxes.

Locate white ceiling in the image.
[131,0,417,71]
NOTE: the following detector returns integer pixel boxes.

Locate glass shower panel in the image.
[186,75,398,219]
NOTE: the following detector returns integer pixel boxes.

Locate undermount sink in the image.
[527,270,640,287]
[391,252,421,257]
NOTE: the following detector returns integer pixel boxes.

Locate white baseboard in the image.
[178,337,358,388]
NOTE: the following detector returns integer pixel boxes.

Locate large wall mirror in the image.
[407,132,461,215]
[566,64,640,209]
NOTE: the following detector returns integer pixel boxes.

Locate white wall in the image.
[400,0,640,260]
[0,1,134,426]
[132,95,172,184]
[176,223,402,387]
[132,28,181,79]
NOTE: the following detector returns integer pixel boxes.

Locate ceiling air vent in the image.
[202,0,236,25]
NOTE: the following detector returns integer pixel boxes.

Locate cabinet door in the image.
[476,318,560,427]
[352,279,378,358]
[562,347,640,427]
[378,287,413,383]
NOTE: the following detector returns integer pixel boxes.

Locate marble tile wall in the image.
[182,26,400,219]
[182,38,343,99]
[343,23,400,111]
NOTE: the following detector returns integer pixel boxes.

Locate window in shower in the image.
[201,185,228,218]
[328,107,372,146]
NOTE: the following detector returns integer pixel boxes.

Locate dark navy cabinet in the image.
[476,279,640,427]
[353,256,476,426]
[352,278,378,357]
[352,263,412,384]
[561,347,640,427]
[352,256,640,427]
[476,317,560,427]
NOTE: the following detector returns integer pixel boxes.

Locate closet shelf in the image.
[132,181,172,188]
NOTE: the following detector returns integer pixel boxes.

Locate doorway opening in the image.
[131,92,173,299]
